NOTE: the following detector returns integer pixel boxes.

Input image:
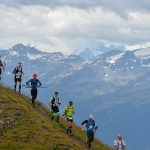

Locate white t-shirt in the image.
[114,140,125,150]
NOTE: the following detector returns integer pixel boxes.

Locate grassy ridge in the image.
[0,85,113,150]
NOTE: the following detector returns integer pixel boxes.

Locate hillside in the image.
[0,84,113,150]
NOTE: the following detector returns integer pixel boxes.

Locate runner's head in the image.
[18,62,22,67]
[54,92,58,97]
[89,114,93,120]
[118,134,122,140]
[69,101,73,106]
[33,74,37,79]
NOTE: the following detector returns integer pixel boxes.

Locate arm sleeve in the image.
[26,79,31,86]
[49,97,53,102]
[38,80,42,87]
[93,120,95,126]
[81,120,88,125]
[114,140,117,145]
[13,67,17,72]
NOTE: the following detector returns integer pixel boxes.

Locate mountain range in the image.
[1,44,150,149]
[72,41,125,60]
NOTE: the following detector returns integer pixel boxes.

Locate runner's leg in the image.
[19,79,21,93]
[0,68,1,80]
[87,132,92,149]
[14,77,17,91]
[91,132,94,142]
[57,113,60,123]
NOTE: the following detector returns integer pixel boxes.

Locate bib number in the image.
[16,75,20,79]
[89,125,93,129]
[69,117,72,120]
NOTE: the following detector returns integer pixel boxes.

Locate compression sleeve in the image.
[26,79,31,86]
[49,97,53,102]
[81,120,88,125]
[38,80,42,87]
[13,67,17,72]
[93,120,95,126]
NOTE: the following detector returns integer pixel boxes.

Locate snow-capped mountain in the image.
[1,44,150,150]
[72,41,125,60]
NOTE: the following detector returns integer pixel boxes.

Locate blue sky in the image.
[0,0,150,54]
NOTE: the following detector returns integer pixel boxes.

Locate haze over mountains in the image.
[72,41,125,60]
[1,43,150,149]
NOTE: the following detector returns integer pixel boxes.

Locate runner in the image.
[13,62,25,93]
[48,92,61,123]
[63,101,75,136]
[114,134,126,150]
[0,56,5,81]
[81,114,96,150]
[26,74,42,108]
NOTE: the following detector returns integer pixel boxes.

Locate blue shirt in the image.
[26,79,42,90]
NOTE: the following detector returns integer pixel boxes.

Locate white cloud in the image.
[0,4,150,54]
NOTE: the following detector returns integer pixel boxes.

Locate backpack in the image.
[13,66,22,74]
[116,140,124,150]
[86,119,94,131]
[65,106,74,116]
[51,97,59,105]
[31,79,38,85]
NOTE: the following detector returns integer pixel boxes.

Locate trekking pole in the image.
[23,86,47,89]
[2,63,6,78]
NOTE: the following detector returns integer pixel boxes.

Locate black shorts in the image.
[14,75,21,83]
[0,68,1,76]
[51,106,59,115]
[67,117,73,122]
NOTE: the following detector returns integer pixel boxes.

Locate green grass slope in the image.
[0,84,113,150]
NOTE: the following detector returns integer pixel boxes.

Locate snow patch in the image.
[106,52,125,63]
[26,52,43,60]
[131,66,133,69]
[7,71,11,74]
[105,74,108,76]
[10,51,19,56]
[134,48,150,57]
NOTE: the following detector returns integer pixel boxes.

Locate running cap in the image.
[118,134,122,138]
[33,74,37,77]
[55,92,58,94]
[89,114,93,118]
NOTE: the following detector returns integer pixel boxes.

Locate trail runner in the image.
[26,74,42,108]
[13,62,25,93]
[48,92,61,123]
[63,101,75,136]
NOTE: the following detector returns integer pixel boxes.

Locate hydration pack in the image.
[13,67,22,74]
[65,106,74,115]
[31,79,38,85]
[86,119,94,132]
[116,140,124,150]
[51,97,59,105]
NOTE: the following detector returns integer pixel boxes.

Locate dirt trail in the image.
[20,94,88,150]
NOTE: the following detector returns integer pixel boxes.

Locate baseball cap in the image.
[89,114,93,118]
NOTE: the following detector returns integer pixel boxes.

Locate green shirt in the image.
[64,106,74,118]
